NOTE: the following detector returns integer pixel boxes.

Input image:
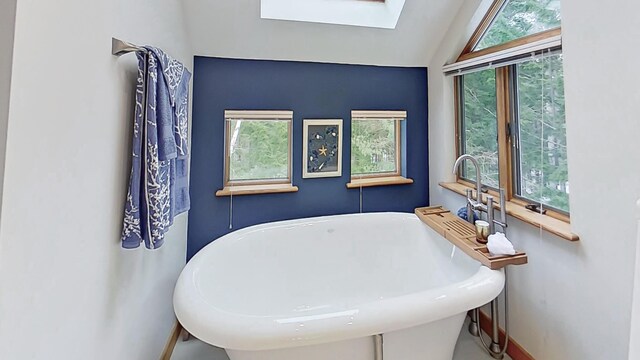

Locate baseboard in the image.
[159,321,182,360]
[477,311,535,360]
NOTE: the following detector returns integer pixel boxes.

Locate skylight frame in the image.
[260,0,406,29]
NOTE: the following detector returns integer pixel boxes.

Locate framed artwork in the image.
[302,119,343,178]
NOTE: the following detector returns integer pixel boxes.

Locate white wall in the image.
[630,200,640,359]
[183,0,465,67]
[0,0,17,221]
[0,1,192,359]
[429,0,640,359]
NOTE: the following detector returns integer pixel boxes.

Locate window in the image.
[513,53,568,212]
[458,69,499,188]
[217,110,296,196]
[475,0,561,51]
[348,111,412,188]
[448,0,570,219]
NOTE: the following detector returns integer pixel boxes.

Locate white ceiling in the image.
[182,0,467,67]
[261,0,406,29]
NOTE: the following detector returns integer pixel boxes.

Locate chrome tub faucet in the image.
[452,154,508,233]
[452,154,487,222]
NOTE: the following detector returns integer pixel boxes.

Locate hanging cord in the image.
[537,51,550,350]
[227,145,233,231]
[358,173,364,213]
[229,192,233,230]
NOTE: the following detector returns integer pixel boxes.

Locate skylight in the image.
[261,0,406,29]
[475,0,561,51]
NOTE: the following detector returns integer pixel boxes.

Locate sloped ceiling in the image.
[261,0,406,29]
[182,0,466,67]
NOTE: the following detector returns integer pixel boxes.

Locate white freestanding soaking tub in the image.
[174,212,504,360]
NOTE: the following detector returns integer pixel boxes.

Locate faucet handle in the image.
[486,195,494,210]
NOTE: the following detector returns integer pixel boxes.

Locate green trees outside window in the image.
[515,54,568,212]
[351,119,398,176]
[476,0,561,50]
[228,120,289,182]
[461,70,500,188]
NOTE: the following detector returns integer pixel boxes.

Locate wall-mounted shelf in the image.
[415,206,528,270]
[346,176,413,189]
[215,184,298,197]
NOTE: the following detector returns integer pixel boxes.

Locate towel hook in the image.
[112,37,147,56]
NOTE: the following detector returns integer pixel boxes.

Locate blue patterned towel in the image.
[121,47,191,250]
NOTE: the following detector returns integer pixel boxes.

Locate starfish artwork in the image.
[304,120,342,178]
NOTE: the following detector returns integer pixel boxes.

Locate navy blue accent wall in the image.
[188,57,429,259]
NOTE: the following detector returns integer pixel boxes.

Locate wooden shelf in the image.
[216,184,298,197]
[415,206,528,270]
[346,176,413,189]
[439,182,579,241]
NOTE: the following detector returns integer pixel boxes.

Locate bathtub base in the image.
[225,313,466,360]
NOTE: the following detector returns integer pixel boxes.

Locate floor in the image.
[171,320,512,360]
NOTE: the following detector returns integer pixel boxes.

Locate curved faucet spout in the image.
[452,154,483,203]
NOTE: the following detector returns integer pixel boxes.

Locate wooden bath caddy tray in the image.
[415,206,528,270]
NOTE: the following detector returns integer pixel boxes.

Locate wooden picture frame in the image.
[302,119,343,178]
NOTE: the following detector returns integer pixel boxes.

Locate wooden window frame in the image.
[459,0,561,62]
[458,28,561,63]
[508,57,569,220]
[350,111,405,179]
[347,111,413,188]
[460,0,509,56]
[454,70,500,192]
[455,61,569,223]
[216,110,297,197]
[449,0,573,233]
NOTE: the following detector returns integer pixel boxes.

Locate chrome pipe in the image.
[490,299,502,357]
[499,269,511,358]
[499,188,507,224]
[374,334,383,360]
[487,196,495,234]
[453,154,483,205]
[466,189,474,225]
[493,220,508,231]
[477,270,510,359]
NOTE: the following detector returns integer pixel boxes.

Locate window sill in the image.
[439,182,579,242]
[347,176,413,189]
[216,184,298,197]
